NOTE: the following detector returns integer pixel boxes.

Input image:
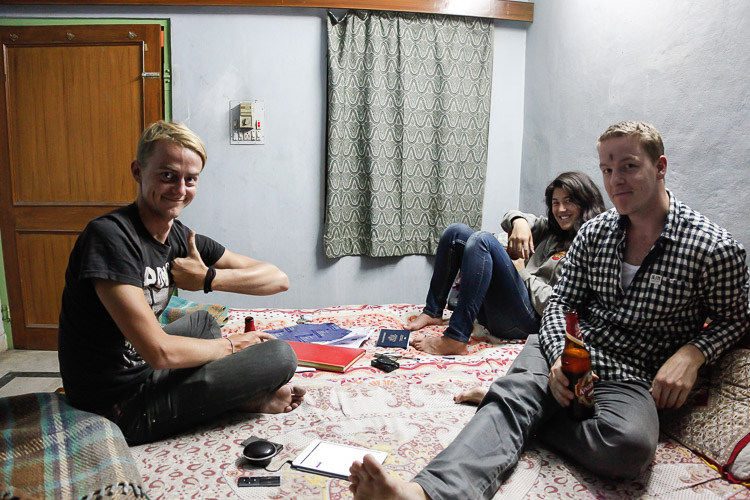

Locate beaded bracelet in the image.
[203,266,216,293]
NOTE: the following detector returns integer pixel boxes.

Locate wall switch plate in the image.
[230,100,265,145]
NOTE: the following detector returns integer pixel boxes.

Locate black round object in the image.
[243,440,277,462]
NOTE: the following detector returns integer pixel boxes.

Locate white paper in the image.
[318,326,376,348]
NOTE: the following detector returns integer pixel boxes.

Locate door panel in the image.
[0,24,164,349]
[17,233,78,327]
[8,44,143,203]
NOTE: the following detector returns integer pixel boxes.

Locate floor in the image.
[0,348,62,398]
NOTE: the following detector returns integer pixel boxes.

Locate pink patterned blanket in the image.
[129,304,750,499]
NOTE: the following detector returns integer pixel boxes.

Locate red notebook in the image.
[287,341,366,373]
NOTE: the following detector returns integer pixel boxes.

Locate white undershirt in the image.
[622,262,640,290]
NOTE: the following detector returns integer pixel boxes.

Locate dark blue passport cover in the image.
[376,329,410,348]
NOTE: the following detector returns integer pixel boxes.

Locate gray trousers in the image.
[114,310,298,445]
[414,335,658,500]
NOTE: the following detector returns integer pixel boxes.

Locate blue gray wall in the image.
[0,6,527,311]
[6,0,746,320]
[520,0,750,257]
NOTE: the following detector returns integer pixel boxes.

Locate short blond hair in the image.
[597,121,664,163]
[136,121,207,168]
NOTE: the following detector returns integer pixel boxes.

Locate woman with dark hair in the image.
[408,171,605,361]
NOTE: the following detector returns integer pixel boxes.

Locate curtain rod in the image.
[1,0,534,22]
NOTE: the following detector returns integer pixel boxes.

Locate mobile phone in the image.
[371,356,399,372]
[237,476,281,487]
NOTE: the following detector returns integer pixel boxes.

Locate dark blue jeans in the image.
[112,310,298,445]
[423,223,539,342]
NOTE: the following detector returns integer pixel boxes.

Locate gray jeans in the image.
[114,310,298,445]
[414,335,658,500]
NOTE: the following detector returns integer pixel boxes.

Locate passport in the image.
[376,329,411,349]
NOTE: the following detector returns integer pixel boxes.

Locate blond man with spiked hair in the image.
[59,121,305,445]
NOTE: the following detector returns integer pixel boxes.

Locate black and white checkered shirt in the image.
[540,191,749,383]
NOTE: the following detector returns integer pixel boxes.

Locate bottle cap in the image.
[244,316,256,332]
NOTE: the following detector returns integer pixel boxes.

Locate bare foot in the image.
[406,313,443,331]
[241,385,306,414]
[349,454,429,500]
[454,386,488,405]
[410,335,468,355]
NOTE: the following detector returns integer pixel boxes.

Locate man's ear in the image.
[656,155,667,179]
[131,160,142,182]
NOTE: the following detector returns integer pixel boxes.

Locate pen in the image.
[375,353,408,359]
[374,353,422,361]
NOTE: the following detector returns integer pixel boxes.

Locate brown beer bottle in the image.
[561,309,595,420]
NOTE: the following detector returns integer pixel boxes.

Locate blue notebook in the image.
[376,329,411,349]
[266,323,350,344]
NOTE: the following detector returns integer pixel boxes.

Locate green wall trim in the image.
[0,18,161,25]
[0,234,10,349]
[0,17,172,349]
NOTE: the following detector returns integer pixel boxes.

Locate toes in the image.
[361,454,385,477]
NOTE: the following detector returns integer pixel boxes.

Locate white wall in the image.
[520,0,750,258]
[0,6,528,309]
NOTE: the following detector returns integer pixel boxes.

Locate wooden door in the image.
[0,24,163,349]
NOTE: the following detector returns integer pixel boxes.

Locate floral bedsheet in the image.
[130,304,750,499]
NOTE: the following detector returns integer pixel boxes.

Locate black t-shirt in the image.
[58,203,225,412]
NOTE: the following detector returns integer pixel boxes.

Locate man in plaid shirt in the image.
[347,121,749,500]
[538,121,749,478]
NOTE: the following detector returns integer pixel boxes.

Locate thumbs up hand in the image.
[171,231,208,291]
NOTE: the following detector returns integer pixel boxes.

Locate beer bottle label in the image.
[565,331,585,347]
[574,370,595,407]
[565,311,584,347]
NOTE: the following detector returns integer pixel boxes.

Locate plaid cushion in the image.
[0,393,145,499]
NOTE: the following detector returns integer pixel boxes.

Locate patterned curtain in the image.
[324,10,494,258]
